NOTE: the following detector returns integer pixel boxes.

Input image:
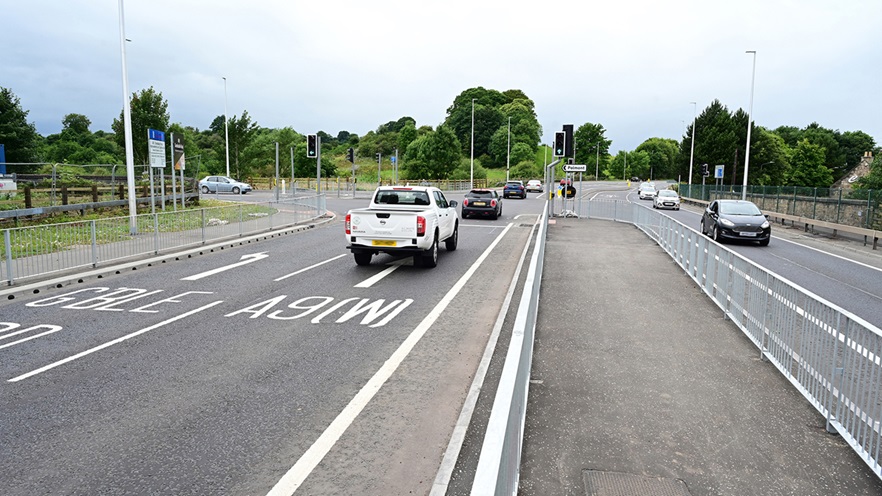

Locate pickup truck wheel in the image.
[354,252,372,266]
[445,223,458,251]
[422,235,438,268]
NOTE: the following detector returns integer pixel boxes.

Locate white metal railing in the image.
[473,198,881,493]
[1,195,325,285]
[604,199,882,480]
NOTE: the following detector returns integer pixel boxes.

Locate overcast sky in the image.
[4,0,881,154]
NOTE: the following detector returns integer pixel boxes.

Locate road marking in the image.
[353,259,410,288]
[7,301,224,382]
[181,252,269,281]
[275,254,347,282]
[0,324,64,350]
[266,223,515,496]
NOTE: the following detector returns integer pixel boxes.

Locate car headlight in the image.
[761,221,770,229]
[720,218,735,227]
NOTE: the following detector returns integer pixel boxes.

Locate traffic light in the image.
[701,163,709,176]
[554,132,565,157]
[563,124,574,157]
[347,147,355,163]
[307,135,317,158]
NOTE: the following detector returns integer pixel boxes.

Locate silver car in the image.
[653,189,680,210]
[199,175,253,194]
[637,183,656,200]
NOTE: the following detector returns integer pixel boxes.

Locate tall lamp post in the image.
[223,77,230,178]
[688,101,697,187]
[506,116,511,182]
[743,50,757,200]
[117,0,136,234]
[470,98,476,189]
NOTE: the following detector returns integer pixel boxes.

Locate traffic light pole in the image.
[316,136,321,194]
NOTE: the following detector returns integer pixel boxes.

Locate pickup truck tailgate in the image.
[349,209,421,242]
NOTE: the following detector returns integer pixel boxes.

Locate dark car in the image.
[503,181,526,199]
[462,189,502,219]
[701,199,771,246]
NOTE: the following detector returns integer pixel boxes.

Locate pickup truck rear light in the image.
[345,214,351,235]
[416,215,426,237]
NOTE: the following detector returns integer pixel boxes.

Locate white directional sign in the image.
[148,129,166,168]
[563,164,587,172]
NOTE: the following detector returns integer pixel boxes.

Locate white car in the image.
[637,183,656,200]
[653,189,681,210]
[525,179,543,192]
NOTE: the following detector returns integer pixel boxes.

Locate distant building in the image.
[833,151,874,192]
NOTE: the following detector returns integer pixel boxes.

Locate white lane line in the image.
[275,254,347,282]
[773,236,882,274]
[353,259,409,288]
[266,223,516,496]
[431,214,538,495]
[182,252,269,281]
[7,301,224,383]
[0,325,64,350]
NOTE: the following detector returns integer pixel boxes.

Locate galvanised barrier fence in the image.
[680,184,881,230]
[471,202,548,495]
[475,198,881,493]
[1,195,325,285]
[586,199,882,480]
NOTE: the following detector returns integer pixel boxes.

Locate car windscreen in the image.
[374,190,431,205]
[658,190,677,197]
[720,202,762,215]
[466,190,494,198]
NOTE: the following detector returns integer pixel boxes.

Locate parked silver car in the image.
[199,175,253,194]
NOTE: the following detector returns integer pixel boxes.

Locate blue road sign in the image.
[148,129,165,141]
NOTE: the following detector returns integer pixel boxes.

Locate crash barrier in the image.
[1,195,325,285]
[471,202,549,495]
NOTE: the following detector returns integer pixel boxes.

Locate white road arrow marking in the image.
[181,252,269,281]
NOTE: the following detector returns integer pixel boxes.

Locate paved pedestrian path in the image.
[519,217,882,495]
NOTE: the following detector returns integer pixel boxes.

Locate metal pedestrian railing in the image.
[1,195,325,285]
[596,199,882,480]
[474,198,881,494]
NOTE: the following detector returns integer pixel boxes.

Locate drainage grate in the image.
[582,470,692,496]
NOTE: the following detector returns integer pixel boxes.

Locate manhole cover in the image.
[582,470,691,496]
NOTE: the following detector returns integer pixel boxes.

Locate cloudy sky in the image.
[4,0,881,153]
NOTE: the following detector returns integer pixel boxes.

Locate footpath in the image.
[519,217,882,496]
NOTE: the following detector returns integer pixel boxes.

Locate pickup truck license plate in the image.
[372,239,397,246]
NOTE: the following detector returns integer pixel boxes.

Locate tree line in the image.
[1,85,880,192]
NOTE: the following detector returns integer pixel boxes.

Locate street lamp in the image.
[470,98,476,189]
[223,77,230,178]
[117,0,137,234]
[743,50,757,200]
[506,116,511,182]
[688,102,697,187]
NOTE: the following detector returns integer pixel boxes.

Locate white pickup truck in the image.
[345,186,459,268]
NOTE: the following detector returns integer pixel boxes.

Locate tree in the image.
[226,110,259,179]
[748,127,789,186]
[111,86,170,165]
[635,138,679,180]
[786,139,833,187]
[0,86,40,166]
[403,125,461,179]
[444,87,507,159]
[573,123,611,176]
